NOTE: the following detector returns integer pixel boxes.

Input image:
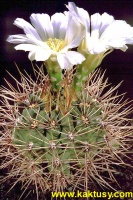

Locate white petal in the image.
[86,37,107,54]
[7,34,32,44]
[25,34,51,50]
[65,2,89,47]
[51,13,67,39]
[101,20,131,40]
[65,51,85,65]
[14,18,41,41]
[76,7,90,30]
[34,48,51,61]
[91,13,102,38]
[28,51,35,61]
[57,53,73,69]
[100,20,133,51]
[15,44,38,51]
[30,13,53,41]
[66,2,79,19]
[65,14,85,48]
[15,44,51,61]
[66,2,90,30]
[100,13,114,35]
[107,39,128,51]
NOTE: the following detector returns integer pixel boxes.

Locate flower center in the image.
[45,38,65,52]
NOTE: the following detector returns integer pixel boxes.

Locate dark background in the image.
[0,0,133,102]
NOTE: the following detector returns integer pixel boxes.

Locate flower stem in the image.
[73,53,104,93]
[45,60,62,91]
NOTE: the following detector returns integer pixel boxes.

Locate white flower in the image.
[7,12,85,69]
[67,2,133,54]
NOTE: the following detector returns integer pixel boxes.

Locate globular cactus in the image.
[1,1,133,199]
[0,66,132,199]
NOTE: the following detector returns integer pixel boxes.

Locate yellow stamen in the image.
[45,38,65,52]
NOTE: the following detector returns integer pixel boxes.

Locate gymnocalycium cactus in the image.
[0,2,133,200]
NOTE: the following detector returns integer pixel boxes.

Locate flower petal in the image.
[66,2,90,30]
[86,37,107,54]
[57,51,85,70]
[51,13,67,39]
[30,14,54,41]
[34,48,51,61]
[7,34,32,44]
[91,13,102,39]
[101,20,133,51]
[64,4,86,47]
[15,44,51,61]
[65,51,85,65]
[28,51,35,61]
[57,53,73,69]
[14,18,41,41]
[66,16,85,48]
[107,39,128,51]
[100,13,114,35]
[15,44,38,51]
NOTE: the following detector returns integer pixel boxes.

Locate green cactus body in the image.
[0,67,132,199]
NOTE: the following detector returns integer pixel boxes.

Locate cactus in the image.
[1,2,133,199]
[0,66,132,199]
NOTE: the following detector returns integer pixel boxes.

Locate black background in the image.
[0,0,133,102]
